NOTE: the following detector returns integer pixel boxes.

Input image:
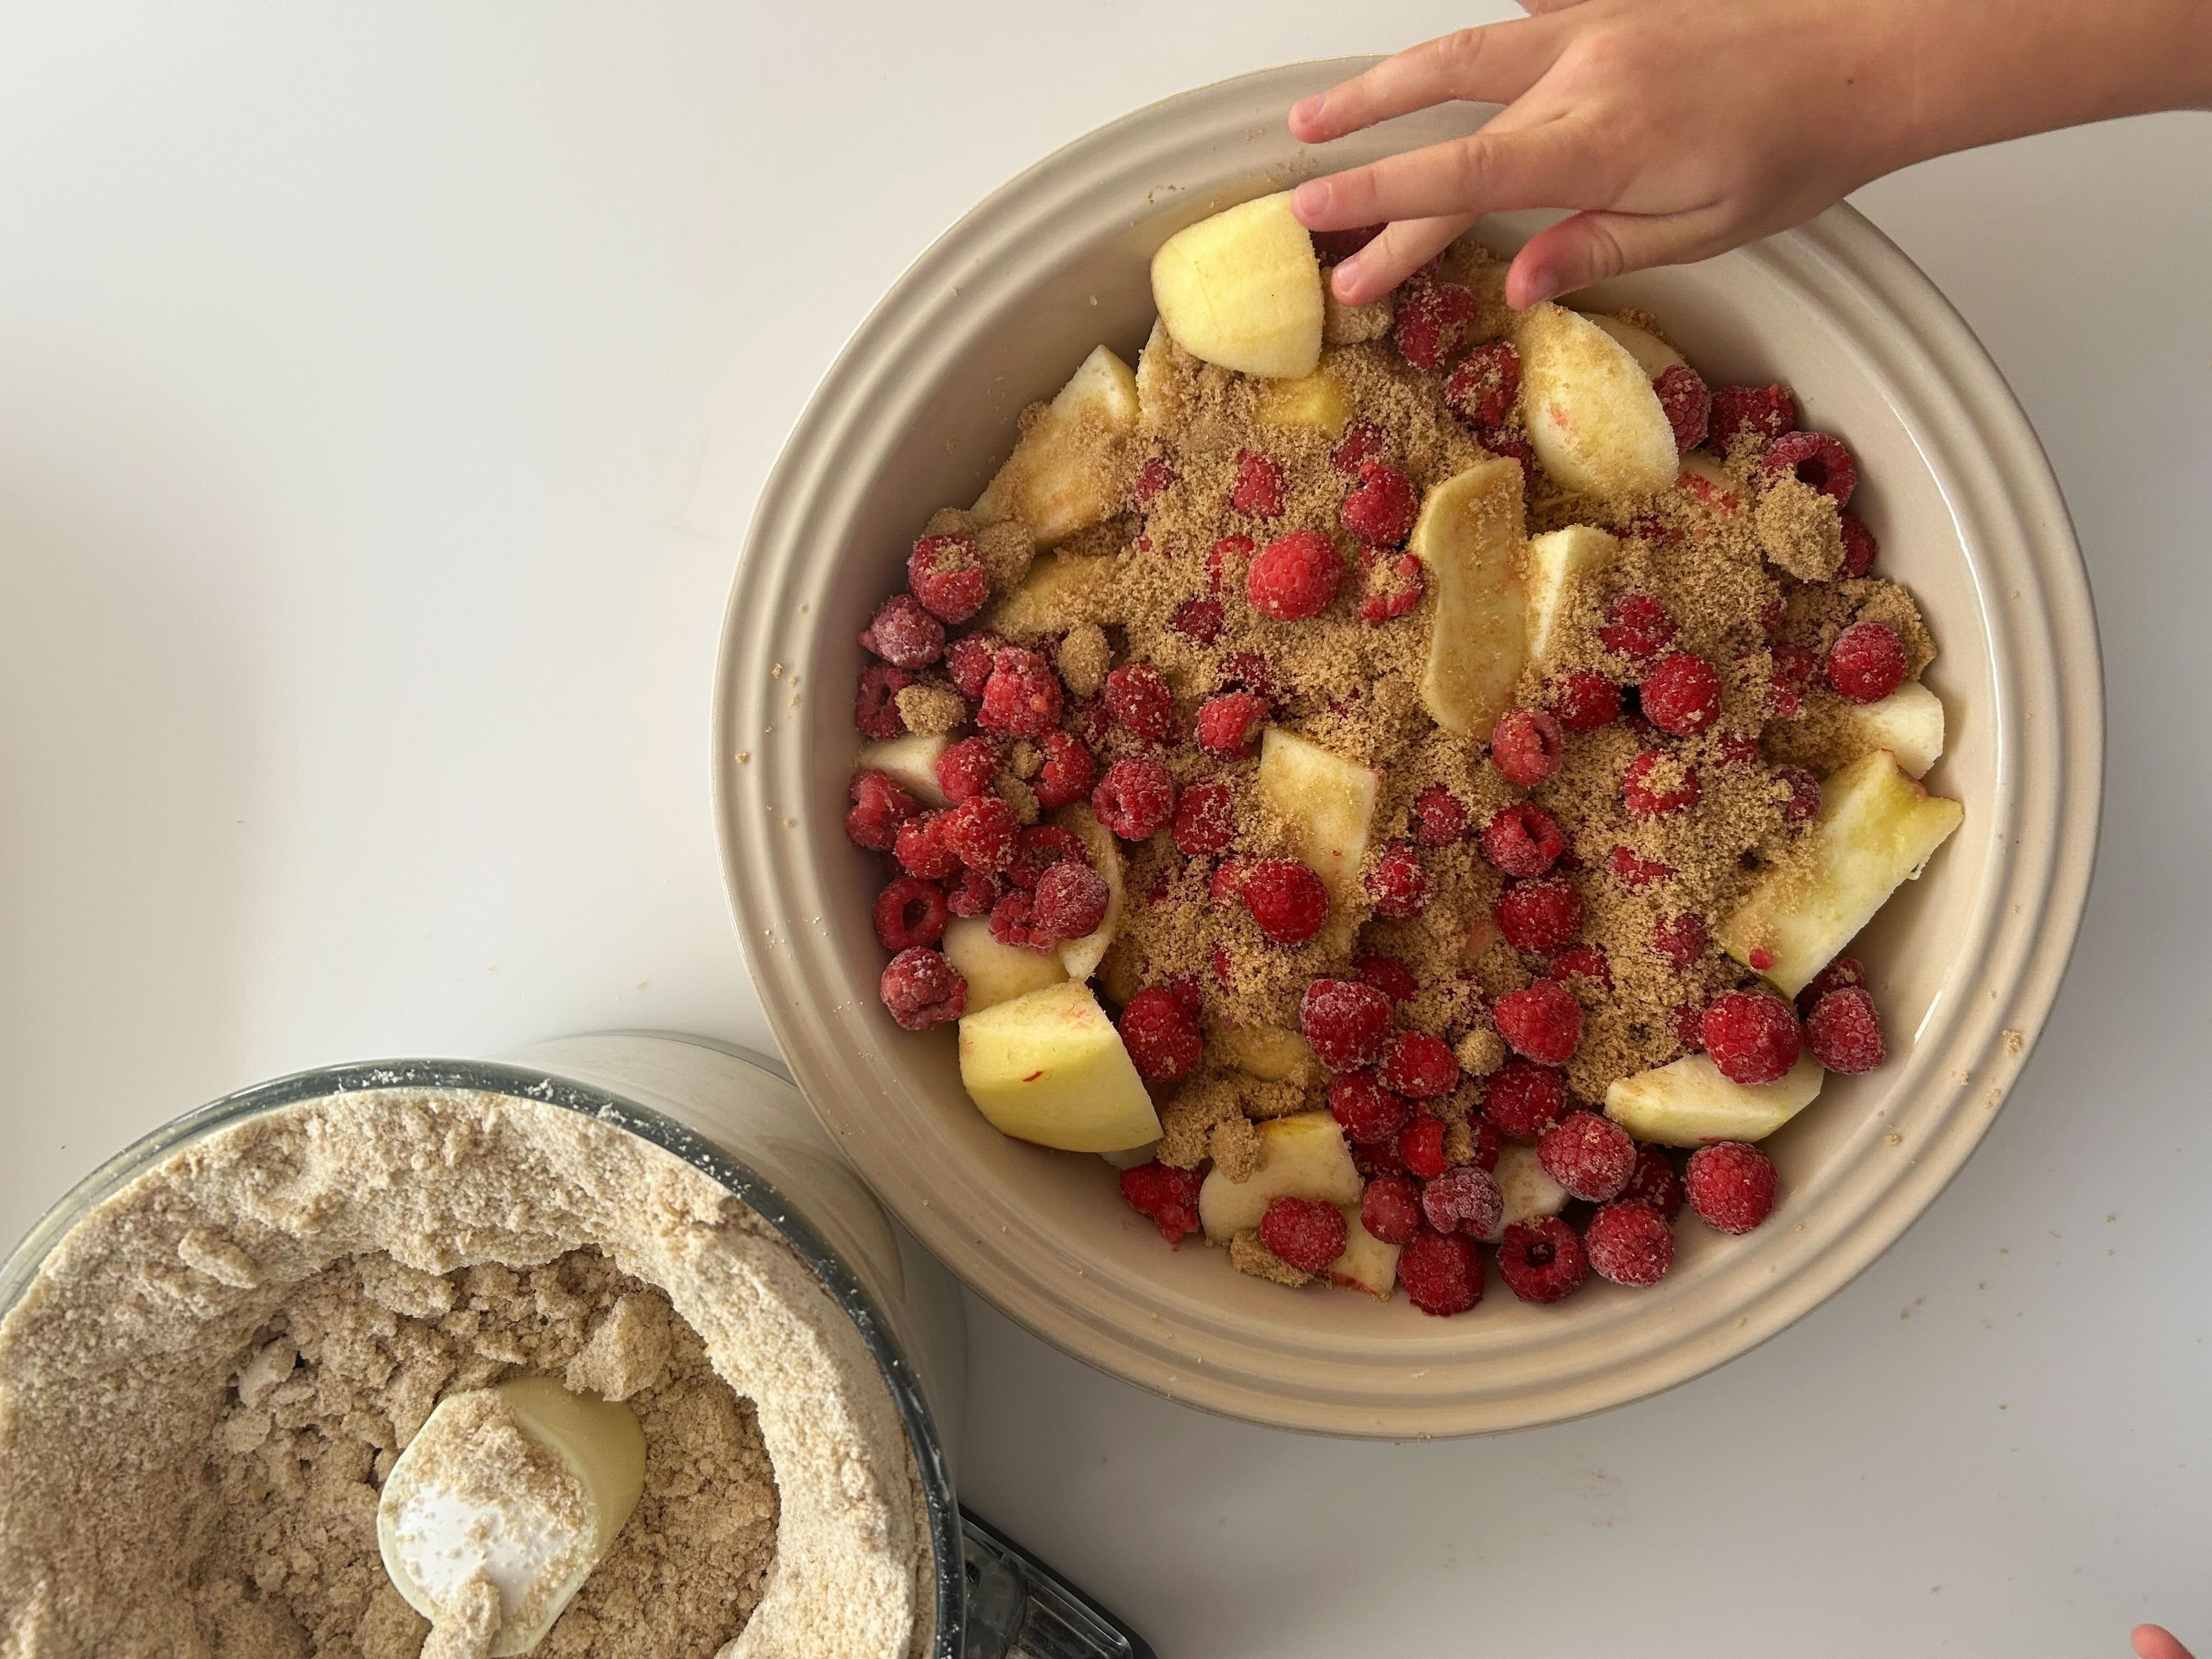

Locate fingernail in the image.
[1292,180,1329,221]
[1333,259,1363,302]
[1290,95,1324,128]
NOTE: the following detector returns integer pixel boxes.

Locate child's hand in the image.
[1289,0,2212,309]
[2135,1627,2195,1659]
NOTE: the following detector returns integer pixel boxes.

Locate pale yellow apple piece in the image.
[1514,302,1679,500]
[1255,726,1379,907]
[1587,313,1684,376]
[1523,524,1619,674]
[1409,458,1529,739]
[1149,192,1324,380]
[957,981,1162,1154]
[1327,1207,1401,1300]
[1215,1022,1320,1087]
[1832,680,1946,780]
[1675,452,1747,518]
[972,344,1140,548]
[1054,803,1125,981]
[1482,1143,1568,1243]
[983,549,1120,637]
[1099,1142,1159,1171]
[1134,318,1178,433]
[1719,749,1965,996]
[1605,1051,1824,1147]
[1255,363,1353,438]
[1198,1111,1363,1241]
[943,916,1068,1015]
[856,732,950,808]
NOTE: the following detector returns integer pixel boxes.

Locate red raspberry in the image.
[1120,1161,1203,1243]
[859,592,945,668]
[1208,859,1248,909]
[1772,640,1822,692]
[855,662,917,739]
[986,889,1048,950]
[1195,691,1269,759]
[1672,1001,1706,1054]
[1826,620,1908,703]
[944,867,1001,918]
[1549,669,1622,731]
[1411,786,1471,847]
[1064,690,1111,752]
[1311,223,1384,262]
[1468,1115,1503,1172]
[1397,1116,1451,1180]
[1708,383,1798,451]
[1538,1110,1635,1201]
[844,770,919,851]
[1398,1228,1482,1316]
[1701,990,1803,1085]
[1354,955,1419,1002]
[1299,978,1393,1070]
[1494,981,1583,1065]
[1242,857,1329,944]
[1479,802,1565,878]
[1380,1031,1459,1098]
[1684,1142,1778,1234]
[1206,533,1253,595]
[1623,1143,1683,1219]
[1328,1070,1413,1145]
[944,630,1005,701]
[1495,876,1585,953]
[1655,363,1711,453]
[1490,707,1564,788]
[893,812,961,881]
[1775,765,1822,823]
[1713,732,1763,770]
[1585,1201,1676,1287]
[907,532,990,624]
[1006,824,1085,889]
[1246,528,1344,620]
[1622,751,1701,818]
[1480,427,1536,479]
[1171,780,1237,857]
[1599,591,1679,662]
[1118,986,1203,1083]
[1365,842,1429,918]
[1215,649,1279,699]
[1444,341,1521,430]
[1032,731,1096,810]
[1091,757,1176,841]
[1340,461,1418,547]
[1103,662,1175,741]
[1230,449,1287,518]
[1359,1173,1423,1245]
[1356,552,1425,623]
[873,876,949,952]
[1421,1165,1504,1238]
[1496,1217,1587,1304]
[1032,860,1109,941]
[1651,911,1709,970]
[1607,845,1677,890]
[938,793,1018,872]
[1837,509,1878,579]
[935,736,1000,804]
[1257,1195,1347,1273]
[1759,596,1788,639]
[1804,986,1885,1074]
[1330,420,1387,474]
[1483,1060,1567,1138]
[1392,278,1477,370]
[1169,596,1224,644]
[1762,430,1858,507]
[1130,456,1178,509]
[878,947,966,1031]
[978,647,1063,738]
[1639,652,1723,736]
[1795,956,1866,1018]
[1547,943,1613,992]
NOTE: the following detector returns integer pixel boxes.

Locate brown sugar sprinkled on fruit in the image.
[1492,707,1566,787]
[1242,857,1330,943]
[1709,383,1797,450]
[1246,528,1344,620]
[1300,978,1394,1070]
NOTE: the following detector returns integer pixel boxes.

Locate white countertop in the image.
[2,5,2207,1653]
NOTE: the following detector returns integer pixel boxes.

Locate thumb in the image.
[2134,1627,2195,1659]
[1505,206,1730,307]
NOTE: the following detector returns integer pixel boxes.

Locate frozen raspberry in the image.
[1206,533,1254,595]
[1171,780,1238,857]
[1195,691,1268,759]
[1310,222,1384,262]
[1549,669,1622,731]
[978,647,1063,738]
[1639,652,1723,736]
[1330,420,1387,475]
[1622,751,1701,818]
[1684,1142,1778,1234]
[1771,640,1821,694]
[1837,509,1878,579]
[986,889,1048,951]
[1762,430,1857,507]
[935,736,1000,804]
[1489,707,1565,788]
[855,662,917,739]
[938,793,1018,872]
[878,947,966,1031]
[1655,363,1712,453]
[1708,383,1798,451]
[1169,596,1224,644]
[1826,620,1908,703]
[1444,341,1521,430]
[1258,1195,1348,1274]
[1775,765,1822,823]
[1701,990,1802,1085]
[1495,875,1584,953]
[1208,859,1248,909]
[1231,449,1286,518]
[1340,461,1418,546]
[1397,1116,1451,1181]
[1712,733,1763,771]
[1359,1173,1423,1245]
[1494,981,1583,1065]
[1215,649,1280,700]
[1355,955,1419,1002]
[1479,427,1536,479]
[1607,845,1676,890]
[1651,911,1709,970]
[1299,978,1393,1070]
[1672,1001,1706,1054]
[1585,1201,1676,1287]
[944,630,1003,699]
[1421,1165,1504,1238]
[1623,1143,1683,1218]
[1328,1070,1413,1145]
[1032,731,1096,811]
[1392,278,1477,370]
[859,592,945,669]
[1599,591,1678,662]
[1243,858,1329,944]
[1380,1032,1459,1098]
[1103,662,1175,741]
[1365,842,1430,919]
[1468,1115,1503,1172]
[844,770,919,851]
[1480,802,1565,878]
[1796,956,1866,1017]
[1246,528,1344,620]
[1483,1060,1568,1138]
[893,812,961,881]
[1130,457,1178,510]
[873,876,949,952]
[1805,986,1885,1074]
[1496,1217,1588,1304]
[944,867,1000,918]
[1118,986,1204,1083]
[1411,785,1471,847]
[1546,943,1613,992]
[1356,552,1425,623]
[1399,1228,1482,1316]
[907,532,989,623]
[1120,1161,1203,1243]
[1032,860,1109,942]
[1001,822,1085,886]
[1538,1110,1635,1202]
[1091,757,1176,841]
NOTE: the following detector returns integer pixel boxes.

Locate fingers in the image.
[1294,122,1595,232]
[1518,0,1592,10]
[1505,205,1731,307]
[1288,20,1564,144]
[1331,214,1480,306]
[2134,1626,2195,1659]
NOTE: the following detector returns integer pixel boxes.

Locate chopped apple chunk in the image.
[1515,303,1679,500]
[973,344,1139,548]
[983,548,1119,637]
[1214,1022,1319,1087]
[1198,1111,1362,1240]
[1586,313,1685,376]
[943,916,1066,1015]
[1605,1051,1824,1147]
[957,981,1161,1154]
[1833,680,1946,780]
[1675,452,1746,518]
[1328,1207,1401,1299]
[1523,525,1619,673]
[1410,458,1528,738]
[1254,727,1379,908]
[1149,192,1324,380]
[1054,804,1124,981]
[856,732,950,808]
[1483,1142,1568,1242]
[1255,363,1352,437]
